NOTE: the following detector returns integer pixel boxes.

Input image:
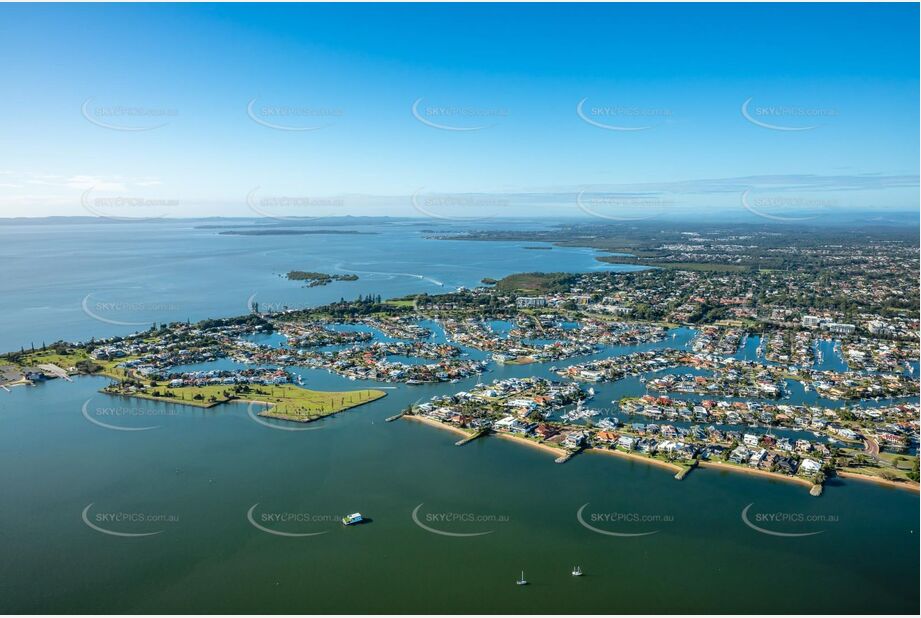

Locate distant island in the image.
[219,229,372,236]
[286,271,359,287]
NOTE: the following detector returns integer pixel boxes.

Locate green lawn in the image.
[839,448,918,483]
[12,349,90,369]
[106,382,387,420]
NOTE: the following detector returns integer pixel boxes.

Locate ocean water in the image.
[0,219,640,351]
[0,370,917,613]
[0,220,917,613]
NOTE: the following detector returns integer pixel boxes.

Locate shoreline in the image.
[251,390,387,422]
[402,416,573,458]
[698,460,814,488]
[492,430,567,457]
[402,414,473,439]
[102,388,221,408]
[836,471,920,493]
[99,387,387,415]
[585,447,684,473]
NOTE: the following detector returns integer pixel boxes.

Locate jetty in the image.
[555,449,580,464]
[385,411,405,422]
[455,428,488,446]
[674,460,697,480]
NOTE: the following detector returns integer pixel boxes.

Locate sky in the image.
[0,2,918,220]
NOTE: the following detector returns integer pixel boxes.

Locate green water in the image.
[0,372,917,614]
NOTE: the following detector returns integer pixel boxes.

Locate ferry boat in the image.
[342,513,364,526]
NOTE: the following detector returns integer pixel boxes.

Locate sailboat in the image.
[516,571,528,586]
[571,566,583,577]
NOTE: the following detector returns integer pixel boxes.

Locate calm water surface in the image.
[0,373,917,613]
[0,220,639,351]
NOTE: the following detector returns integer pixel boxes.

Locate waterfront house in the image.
[594,430,619,444]
[702,445,725,460]
[729,445,750,464]
[799,458,822,476]
[833,427,860,440]
[774,456,798,475]
[562,431,588,449]
[493,415,517,432]
[534,423,559,440]
[748,449,766,467]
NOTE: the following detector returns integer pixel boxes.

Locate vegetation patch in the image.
[286,271,359,287]
[494,272,578,294]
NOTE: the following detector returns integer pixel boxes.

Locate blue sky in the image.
[0,3,917,219]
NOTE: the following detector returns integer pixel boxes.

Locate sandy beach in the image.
[699,460,814,488]
[402,414,473,439]
[836,471,920,493]
[492,431,567,457]
[586,447,684,473]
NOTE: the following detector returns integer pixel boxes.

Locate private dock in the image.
[674,460,698,480]
[455,428,488,446]
[555,449,579,464]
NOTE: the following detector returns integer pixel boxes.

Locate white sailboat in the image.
[516,570,528,586]
[571,566,583,577]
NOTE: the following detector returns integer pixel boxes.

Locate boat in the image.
[571,566,583,577]
[341,512,364,526]
[516,571,528,586]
